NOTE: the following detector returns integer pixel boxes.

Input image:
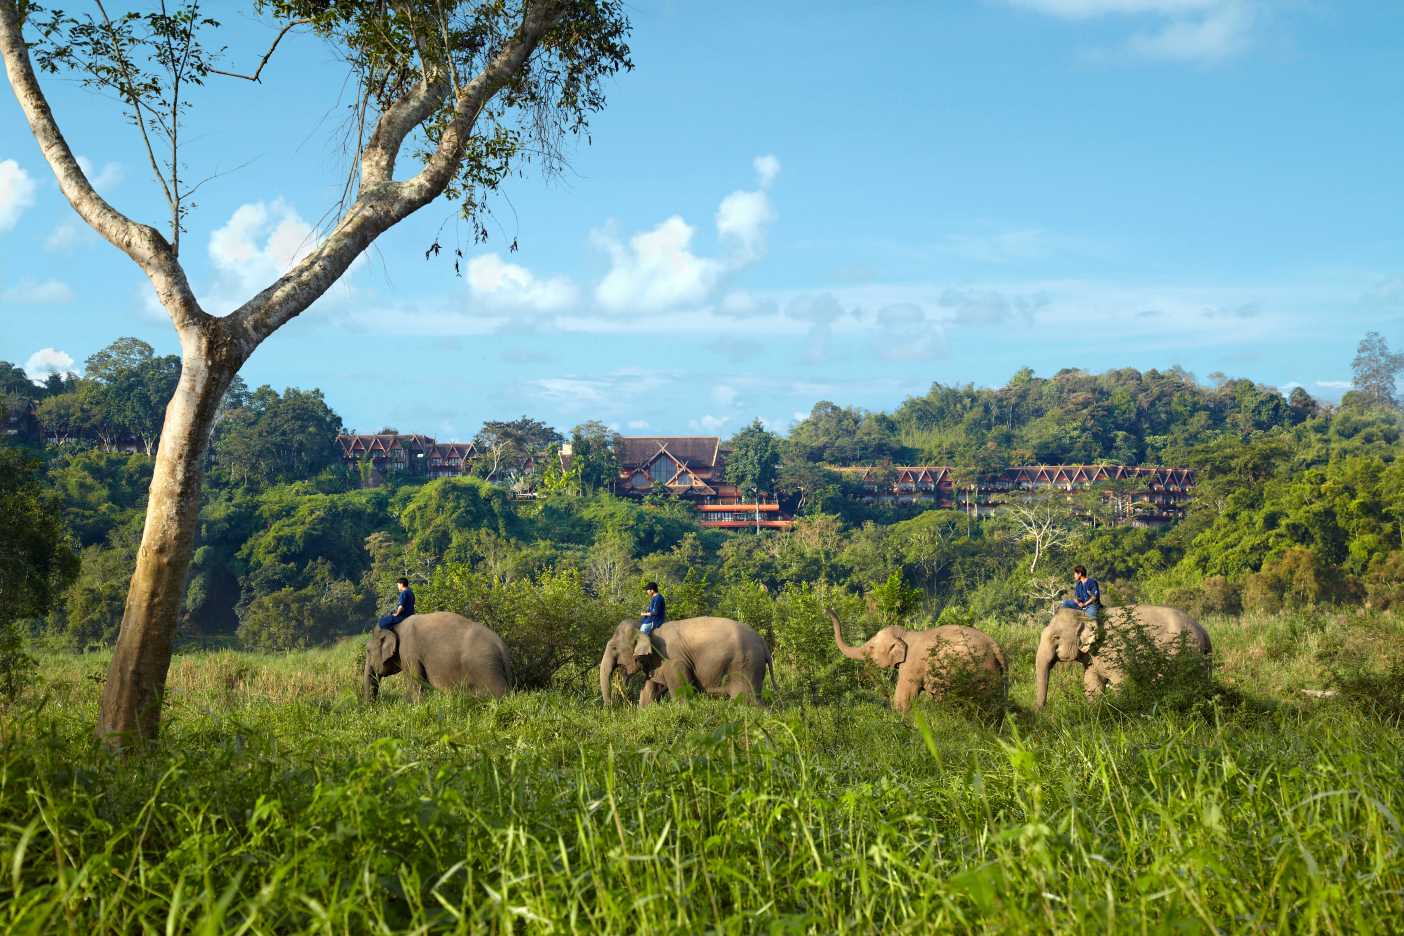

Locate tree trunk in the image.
[98,333,236,746]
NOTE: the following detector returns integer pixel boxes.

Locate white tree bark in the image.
[0,0,565,747]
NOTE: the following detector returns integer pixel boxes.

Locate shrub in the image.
[237,579,369,650]
[1242,547,1360,612]
[772,581,873,701]
[419,564,624,693]
[1326,616,1404,724]
[1164,575,1242,617]
[966,574,1030,624]
[1100,607,1234,716]
[1364,552,1404,611]
[922,633,1005,717]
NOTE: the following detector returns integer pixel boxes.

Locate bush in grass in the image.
[1100,606,1236,716]
[236,578,369,650]
[1164,574,1242,618]
[771,581,873,701]
[418,564,624,692]
[922,632,1006,718]
[1364,552,1404,611]
[1327,615,1404,724]
[1242,547,1361,613]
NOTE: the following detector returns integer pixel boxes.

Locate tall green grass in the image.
[2,614,1401,933]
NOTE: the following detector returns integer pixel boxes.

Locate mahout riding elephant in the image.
[598,617,776,707]
[828,609,1007,711]
[363,612,512,702]
[1035,604,1212,709]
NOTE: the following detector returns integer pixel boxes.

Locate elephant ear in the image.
[887,637,908,666]
[633,632,654,659]
[1077,618,1099,654]
[378,628,399,660]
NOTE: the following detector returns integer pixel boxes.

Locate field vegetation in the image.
[3,609,1402,933]
[4,335,1404,929]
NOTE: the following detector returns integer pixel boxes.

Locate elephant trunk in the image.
[363,658,379,702]
[600,648,617,706]
[828,608,865,660]
[1035,640,1055,709]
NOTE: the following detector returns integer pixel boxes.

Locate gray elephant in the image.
[363,612,512,702]
[599,617,776,707]
[1035,605,1212,709]
[829,609,1008,711]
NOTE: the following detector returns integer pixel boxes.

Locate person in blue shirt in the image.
[378,577,415,630]
[1061,565,1101,618]
[639,582,666,635]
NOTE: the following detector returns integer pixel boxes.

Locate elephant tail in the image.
[766,651,778,690]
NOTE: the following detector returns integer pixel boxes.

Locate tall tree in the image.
[726,418,781,501]
[570,420,623,495]
[1,0,631,745]
[212,386,343,486]
[1352,331,1404,408]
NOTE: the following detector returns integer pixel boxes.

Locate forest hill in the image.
[2,335,1403,654]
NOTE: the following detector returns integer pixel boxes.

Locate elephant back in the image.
[1108,605,1211,655]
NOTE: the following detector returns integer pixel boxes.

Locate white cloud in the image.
[873,303,949,362]
[1009,0,1259,63]
[24,348,77,378]
[76,156,124,193]
[785,293,846,364]
[628,420,650,429]
[939,287,1048,326]
[1362,276,1403,304]
[44,223,96,252]
[467,253,578,314]
[530,372,671,412]
[203,199,319,315]
[1,277,74,303]
[592,180,778,316]
[0,159,37,231]
[753,154,781,189]
[712,385,738,407]
[694,415,729,432]
[1316,380,1352,389]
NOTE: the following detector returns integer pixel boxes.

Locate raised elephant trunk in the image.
[1035,640,1055,709]
[828,608,865,660]
[599,648,617,706]
[363,659,379,702]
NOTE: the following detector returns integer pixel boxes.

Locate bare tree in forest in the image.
[1,0,631,747]
[1352,331,1404,408]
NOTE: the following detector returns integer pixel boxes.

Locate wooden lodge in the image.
[834,464,1196,522]
[611,436,795,529]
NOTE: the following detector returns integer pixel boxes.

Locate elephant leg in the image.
[640,680,664,707]
[1083,665,1106,700]
[893,676,922,712]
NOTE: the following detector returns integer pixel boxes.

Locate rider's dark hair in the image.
[1073,565,1087,577]
[397,577,410,587]
[645,581,659,593]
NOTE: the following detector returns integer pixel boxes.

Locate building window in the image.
[648,458,676,483]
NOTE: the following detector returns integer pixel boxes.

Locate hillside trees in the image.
[2,0,633,744]
[212,386,343,487]
[570,421,624,495]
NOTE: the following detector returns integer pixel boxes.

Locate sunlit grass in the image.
[3,613,1402,933]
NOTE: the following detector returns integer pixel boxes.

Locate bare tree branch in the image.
[207,18,309,82]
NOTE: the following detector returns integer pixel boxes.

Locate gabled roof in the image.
[619,436,724,469]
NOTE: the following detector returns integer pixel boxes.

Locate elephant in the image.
[1035,604,1212,709]
[363,612,512,702]
[598,617,777,707]
[829,609,1008,711]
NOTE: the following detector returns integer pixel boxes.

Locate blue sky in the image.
[2,0,1403,441]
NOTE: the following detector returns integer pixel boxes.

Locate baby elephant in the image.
[829,609,1008,711]
[1035,604,1212,709]
[363,612,512,702]
[599,616,776,707]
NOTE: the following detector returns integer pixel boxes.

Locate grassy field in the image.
[2,612,1402,934]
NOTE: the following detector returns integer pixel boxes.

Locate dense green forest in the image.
[3,333,1403,659]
